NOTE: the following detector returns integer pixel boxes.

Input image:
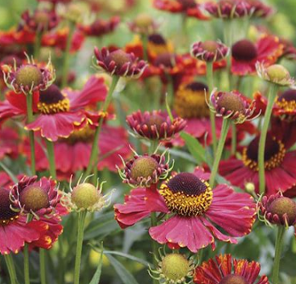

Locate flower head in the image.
[259,192,296,227]
[3,56,55,94]
[210,90,256,123]
[256,63,295,86]
[94,47,147,78]
[126,110,186,140]
[10,176,59,218]
[61,176,110,212]
[128,13,158,35]
[118,151,172,187]
[194,254,269,284]
[191,40,229,62]
[274,89,296,121]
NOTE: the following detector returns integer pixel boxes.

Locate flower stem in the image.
[272,226,285,284]
[258,84,278,194]
[206,62,217,154]
[61,22,76,88]
[34,32,42,59]
[209,118,230,188]
[40,249,47,284]
[141,34,149,61]
[85,76,120,177]
[4,254,17,284]
[150,212,158,284]
[166,74,174,107]
[231,122,236,155]
[24,244,30,284]
[74,211,87,284]
[46,139,57,180]
[26,92,36,175]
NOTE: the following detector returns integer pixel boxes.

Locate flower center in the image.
[266,64,290,82]
[37,84,70,114]
[242,134,286,171]
[174,82,209,118]
[148,34,166,45]
[134,13,154,28]
[105,50,131,69]
[130,156,159,180]
[71,183,100,209]
[201,40,219,53]
[15,65,43,89]
[34,11,50,25]
[0,188,19,224]
[19,185,49,212]
[216,92,246,114]
[276,89,296,113]
[160,173,213,217]
[269,197,296,226]
[143,114,164,129]
[177,0,196,9]
[64,124,94,144]
[231,40,258,61]
[219,275,248,284]
[155,53,176,68]
[161,254,191,282]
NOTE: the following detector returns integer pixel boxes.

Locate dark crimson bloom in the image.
[205,0,252,19]
[118,153,171,187]
[153,0,209,20]
[115,169,255,252]
[194,254,269,284]
[126,110,186,140]
[191,40,229,62]
[10,176,59,217]
[0,187,46,254]
[231,35,283,75]
[219,130,296,195]
[79,16,120,37]
[94,48,147,78]
[272,89,296,121]
[259,192,296,228]
[21,9,59,33]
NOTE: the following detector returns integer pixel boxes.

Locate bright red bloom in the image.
[194,254,269,284]
[80,16,120,37]
[231,35,283,75]
[219,129,296,195]
[153,0,209,20]
[115,169,255,253]
[0,28,35,46]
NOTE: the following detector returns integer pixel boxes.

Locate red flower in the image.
[194,254,269,284]
[153,0,209,20]
[231,35,283,76]
[219,129,296,195]
[115,169,255,253]
[0,28,35,46]
[0,127,19,160]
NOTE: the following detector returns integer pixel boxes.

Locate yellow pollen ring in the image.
[174,86,209,119]
[242,139,286,171]
[276,98,296,113]
[159,180,213,217]
[37,98,70,114]
[0,215,19,225]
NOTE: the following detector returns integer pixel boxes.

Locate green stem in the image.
[46,139,56,180]
[231,122,236,155]
[34,32,42,59]
[258,85,278,194]
[26,92,36,175]
[40,249,47,284]
[150,212,158,284]
[141,34,149,61]
[85,76,120,177]
[272,226,285,284]
[74,211,87,284]
[209,118,230,188]
[206,62,217,154]
[4,254,17,284]
[24,244,30,284]
[166,74,174,107]
[149,140,158,155]
[61,22,76,88]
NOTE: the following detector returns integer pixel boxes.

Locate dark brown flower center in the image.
[106,50,131,69]
[155,53,176,68]
[0,188,19,223]
[217,92,246,114]
[143,114,164,129]
[177,0,196,9]
[186,82,208,92]
[130,156,159,180]
[201,40,219,53]
[269,197,296,225]
[15,65,43,88]
[19,185,49,212]
[148,34,166,45]
[232,39,257,61]
[278,89,296,102]
[38,84,70,114]
[64,125,95,144]
[219,275,248,284]
[242,134,286,171]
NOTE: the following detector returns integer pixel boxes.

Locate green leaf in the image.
[180,132,206,164]
[104,251,150,267]
[89,243,104,284]
[106,254,139,284]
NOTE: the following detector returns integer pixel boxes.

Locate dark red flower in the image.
[154,0,209,20]
[231,35,283,75]
[194,254,269,284]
